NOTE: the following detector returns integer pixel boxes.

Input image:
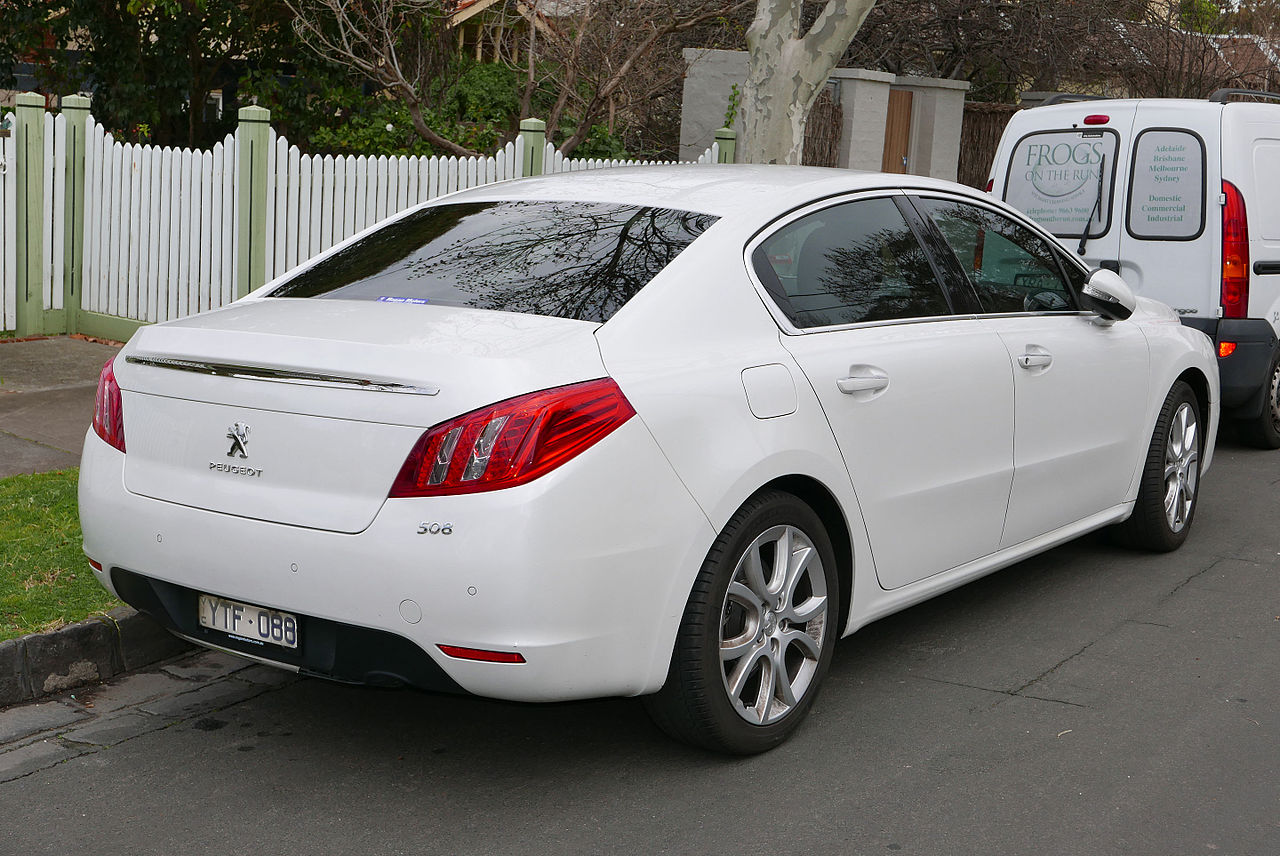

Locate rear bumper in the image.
[79,420,715,702]
[1181,317,1278,415]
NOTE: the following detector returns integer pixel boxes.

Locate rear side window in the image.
[270,201,718,324]
[1003,129,1119,239]
[1126,129,1206,240]
[752,197,950,329]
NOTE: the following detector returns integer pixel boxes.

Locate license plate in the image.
[197,594,299,650]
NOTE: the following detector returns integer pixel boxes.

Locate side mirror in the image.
[1080,268,1136,321]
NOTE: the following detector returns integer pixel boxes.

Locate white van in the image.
[987,91,1280,447]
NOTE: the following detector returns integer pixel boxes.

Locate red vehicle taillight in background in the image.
[1221,180,1250,319]
[92,358,126,452]
[390,378,636,498]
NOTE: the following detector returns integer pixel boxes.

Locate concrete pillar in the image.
[828,68,895,171]
[889,75,971,181]
[679,49,749,162]
[236,105,271,298]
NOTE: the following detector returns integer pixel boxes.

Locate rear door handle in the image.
[837,366,890,395]
[1018,345,1053,370]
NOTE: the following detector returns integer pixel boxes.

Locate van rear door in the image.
[1115,102,1221,318]
[997,103,1139,275]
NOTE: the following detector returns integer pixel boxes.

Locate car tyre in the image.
[1113,380,1202,552]
[1236,352,1280,449]
[644,490,839,754]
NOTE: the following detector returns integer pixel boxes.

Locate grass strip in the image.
[0,468,120,641]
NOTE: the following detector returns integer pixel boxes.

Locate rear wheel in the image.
[1236,353,1280,449]
[644,490,839,754]
[1113,381,1201,551]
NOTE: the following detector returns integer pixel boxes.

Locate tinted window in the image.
[1003,129,1118,239]
[1127,129,1206,240]
[270,201,718,324]
[753,197,950,328]
[915,198,1077,314]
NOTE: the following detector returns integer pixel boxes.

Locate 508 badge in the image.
[417,522,453,535]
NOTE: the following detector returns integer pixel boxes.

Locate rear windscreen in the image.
[1003,129,1119,239]
[270,200,719,323]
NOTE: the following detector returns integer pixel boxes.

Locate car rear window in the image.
[1003,129,1119,239]
[269,200,719,323]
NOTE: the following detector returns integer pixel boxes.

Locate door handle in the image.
[1018,346,1053,370]
[837,366,890,395]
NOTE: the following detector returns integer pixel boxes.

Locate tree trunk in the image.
[739,0,878,164]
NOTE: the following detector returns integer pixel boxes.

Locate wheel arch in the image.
[1175,366,1212,436]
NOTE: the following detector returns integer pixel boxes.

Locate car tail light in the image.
[389,378,635,497]
[88,559,103,572]
[438,645,526,664]
[92,358,126,453]
[1219,341,1238,358]
[984,179,994,193]
[1222,180,1249,319]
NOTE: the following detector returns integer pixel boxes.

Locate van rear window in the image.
[1003,129,1119,239]
[1126,129,1206,241]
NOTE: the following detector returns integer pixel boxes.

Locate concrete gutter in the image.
[0,607,192,708]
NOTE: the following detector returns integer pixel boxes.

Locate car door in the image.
[752,193,1015,591]
[909,195,1151,547]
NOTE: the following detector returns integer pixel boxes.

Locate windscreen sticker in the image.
[1004,130,1118,238]
[377,296,431,305]
[1127,130,1204,240]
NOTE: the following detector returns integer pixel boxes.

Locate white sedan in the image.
[79,166,1218,754]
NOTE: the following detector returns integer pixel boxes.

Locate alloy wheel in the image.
[1163,401,1199,533]
[719,524,829,726]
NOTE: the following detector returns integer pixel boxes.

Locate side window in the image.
[1126,129,1206,241]
[914,198,1078,314]
[752,197,951,329]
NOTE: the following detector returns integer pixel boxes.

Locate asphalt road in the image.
[1,432,1277,856]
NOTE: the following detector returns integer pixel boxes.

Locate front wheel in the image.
[644,490,839,754]
[1113,380,1202,552]
[1236,352,1280,449]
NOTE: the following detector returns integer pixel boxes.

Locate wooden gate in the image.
[881,90,913,173]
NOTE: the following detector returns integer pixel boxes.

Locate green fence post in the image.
[236,105,270,298]
[715,127,737,164]
[520,118,546,177]
[14,93,45,337]
[61,94,90,335]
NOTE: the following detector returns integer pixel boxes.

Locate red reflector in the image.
[92,358,126,453]
[438,645,526,664]
[390,378,635,498]
[1222,180,1250,319]
[1219,341,1238,358]
[983,178,994,193]
[88,559,103,572]
[1084,114,1110,125]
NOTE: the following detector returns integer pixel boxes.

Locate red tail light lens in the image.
[1222,180,1249,319]
[92,358,126,453]
[984,179,994,193]
[437,645,526,664]
[390,378,636,497]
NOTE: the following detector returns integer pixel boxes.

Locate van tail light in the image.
[389,378,636,498]
[1221,180,1250,319]
[984,179,994,193]
[92,358,126,453]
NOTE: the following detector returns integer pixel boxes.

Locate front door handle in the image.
[1018,345,1053,370]
[837,366,890,395]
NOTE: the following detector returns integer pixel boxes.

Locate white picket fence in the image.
[0,102,724,334]
[1,126,14,331]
